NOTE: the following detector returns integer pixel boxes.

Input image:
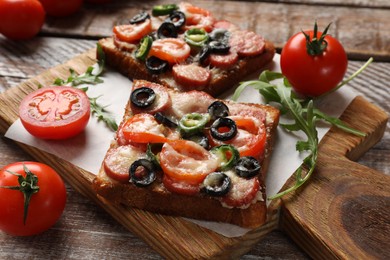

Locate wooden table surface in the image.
[1,0,389,259]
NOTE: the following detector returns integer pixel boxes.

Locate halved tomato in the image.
[19,86,90,139]
[121,113,177,143]
[209,116,266,158]
[149,38,191,64]
[159,140,219,184]
[113,19,152,43]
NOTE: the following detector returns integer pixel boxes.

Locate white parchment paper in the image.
[4,54,357,237]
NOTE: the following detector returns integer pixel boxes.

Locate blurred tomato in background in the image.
[0,0,45,40]
[38,0,83,17]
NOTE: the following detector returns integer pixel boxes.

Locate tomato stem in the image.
[0,165,39,225]
[303,21,331,56]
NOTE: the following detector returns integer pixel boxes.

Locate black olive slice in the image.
[129,11,150,24]
[235,156,261,178]
[210,117,237,141]
[184,133,210,150]
[165,11,186,29]
[129,159,156,187]
[157,22,178,39]
[208,40,230,54]
[130,87,156,108]
[208,101,229,120]
[145,56,169,74]
[202,172,231,196]
[154,112,178,128]
[209,28,230,43]
[198,45,211,64]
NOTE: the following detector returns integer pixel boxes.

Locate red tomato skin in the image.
[38,0,83,17]
[0,0,45,40]
[19,86,90,140]
[0,162,67,236]
[85,0,111,3]
[280,30,348,97]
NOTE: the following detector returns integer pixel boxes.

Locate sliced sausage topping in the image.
[229,30,265,57]
[172,63,211,90]
[131,81,172,114]
[103,145,146,183]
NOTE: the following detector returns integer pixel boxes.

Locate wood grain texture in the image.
[40,0,390,61]
[0,36,309,259]
[0,0,389,258]
[241,0,390,8]
[0,49,280,259]
[280,96,389,259]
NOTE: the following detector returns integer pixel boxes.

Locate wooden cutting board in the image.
[0,48,388,259]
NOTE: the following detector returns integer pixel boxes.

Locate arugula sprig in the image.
[232,69,366,200]
[53,44,118,131]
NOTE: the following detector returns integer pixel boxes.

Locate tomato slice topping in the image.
[149,38,191,64]
[179,2,215,32]
[159,140,219,185]
[113,19,152,43]
[122,113,177,144]
[209,116,266,158]
[19,86,90,140]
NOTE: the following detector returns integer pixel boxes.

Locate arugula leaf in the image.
[89,96,118,131]
[232,67,368,200]
[52,43,118,131]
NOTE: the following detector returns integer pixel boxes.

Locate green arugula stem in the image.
[233,58,371,200]
[52,43,118,131]
[317,57,373,99]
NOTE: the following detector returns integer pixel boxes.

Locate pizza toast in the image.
[93,80,280,228]
[98,2,275,97]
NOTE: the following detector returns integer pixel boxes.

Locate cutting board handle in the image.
[279,96,390,259]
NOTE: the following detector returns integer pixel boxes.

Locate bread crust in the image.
[93,82,280,228]
[98,37,275,97]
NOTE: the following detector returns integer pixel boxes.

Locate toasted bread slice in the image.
[93,80,279,228]
[99,37,275,97]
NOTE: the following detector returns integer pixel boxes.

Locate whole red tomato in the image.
[0,0,45,40]
[39,0,83,17]
[280,23,348,97]
[0,162,67,236]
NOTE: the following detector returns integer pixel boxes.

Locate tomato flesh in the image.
[159,140,219,185]
[209,116,266,158]
[0,162,67,236]
[280,30,348,97]
[113,19,152,43]
[149,38,191,64]
[19,86,90,140]
[122,113,175,143]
